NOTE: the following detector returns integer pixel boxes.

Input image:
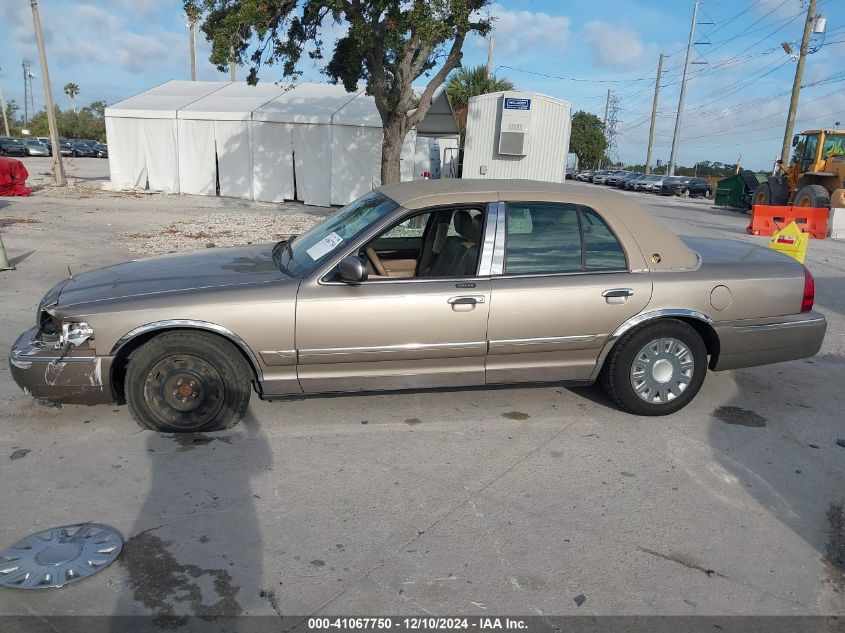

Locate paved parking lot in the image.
[0,159,843,619]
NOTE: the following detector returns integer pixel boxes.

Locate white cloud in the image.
[583,21,653,70]
[485,3,571,58]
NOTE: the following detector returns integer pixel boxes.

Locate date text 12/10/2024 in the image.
[307,617,528,630]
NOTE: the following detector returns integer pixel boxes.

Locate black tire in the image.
[794,184,830,208]
[752,183,772,206]
[600,319,707,416]
[125,330,252,432]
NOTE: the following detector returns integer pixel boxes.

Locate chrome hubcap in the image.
[630,337,694,404]
[0,523,123,589]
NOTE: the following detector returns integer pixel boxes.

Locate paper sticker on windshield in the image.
[306,232,343,260]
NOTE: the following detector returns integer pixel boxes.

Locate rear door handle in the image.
[448,295,485,305]
[602,288,634,298]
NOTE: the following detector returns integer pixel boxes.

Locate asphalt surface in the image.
[0,159,843,620]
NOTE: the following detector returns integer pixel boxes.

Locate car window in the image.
[503,203,627,275]
[580,208,627,270]
[505,203,581,274]
[278,191,398,277]
[381,214,430,238]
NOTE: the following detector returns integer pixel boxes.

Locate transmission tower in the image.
[605,92,620,167]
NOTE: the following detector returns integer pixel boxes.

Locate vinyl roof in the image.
[376,179,699,272]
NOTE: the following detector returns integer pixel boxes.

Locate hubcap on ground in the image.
[144,354,225,429]
[629,337,694,404]
[0,523,123,590]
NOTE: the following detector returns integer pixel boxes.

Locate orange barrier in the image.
[747,205,829,239]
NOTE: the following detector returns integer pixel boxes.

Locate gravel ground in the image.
[123,212,322,255]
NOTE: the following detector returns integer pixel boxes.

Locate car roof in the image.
[376,179,698,272]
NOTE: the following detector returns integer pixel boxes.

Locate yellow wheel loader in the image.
[753,129,845,209]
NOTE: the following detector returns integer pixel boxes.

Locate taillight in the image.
[801,267,815,313]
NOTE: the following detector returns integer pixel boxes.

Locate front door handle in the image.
[447,295,485,305]
[602,288,634,298]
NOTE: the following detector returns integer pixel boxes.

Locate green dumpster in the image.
[715,171,766,209]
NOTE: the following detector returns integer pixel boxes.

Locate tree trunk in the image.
[380,118,406,185]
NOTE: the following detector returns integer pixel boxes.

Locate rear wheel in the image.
[125,330,252,433]
[794,184,830,208]
[601,320,707,416]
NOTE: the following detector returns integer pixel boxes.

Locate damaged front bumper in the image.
[9,327,115,405]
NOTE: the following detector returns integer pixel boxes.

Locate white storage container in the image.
[462,91,571,183]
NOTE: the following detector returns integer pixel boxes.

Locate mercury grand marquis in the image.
[9,180,826,432]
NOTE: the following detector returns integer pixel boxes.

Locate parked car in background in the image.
[48,140,74,156]
[591,170,614,184]
[659,176,693,196]
[646,176,669,193]
[625,174,649,190]
[633,175,661,191]
[71,140,99,158]
[605,171,630,186]
[575,170,595,182]
[23,140,50,156]
[94,143,108,158]
[685,177,713,198]
[9,180,826,430]
[0,137,26,157]
[618,173,643,189]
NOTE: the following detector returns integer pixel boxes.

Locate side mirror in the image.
[792,135,799,147]
[338,255,368,284]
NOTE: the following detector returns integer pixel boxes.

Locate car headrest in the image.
[454,210,482,243]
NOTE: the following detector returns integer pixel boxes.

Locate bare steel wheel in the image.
[125,330,251,432]
[601,319,707,416]
[143,354,226,430]
[629,337,694,404]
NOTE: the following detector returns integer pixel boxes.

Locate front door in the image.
[486,201,653,384]
[295,205,493,393]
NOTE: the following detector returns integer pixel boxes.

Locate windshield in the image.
[823,133,845,157]
[276,191,398,278]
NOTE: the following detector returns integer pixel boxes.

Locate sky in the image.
[1,0,844,171]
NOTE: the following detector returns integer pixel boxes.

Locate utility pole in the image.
[780,0,817,164]
[31,0,65,185]
[22,61,29,125]
[599,88,611,169]
[645,53,664,174]
[0,87,10,136]
[189,20,197,81]
[229,46,237,81]
[669,0,699,176]
[486,36,495,80]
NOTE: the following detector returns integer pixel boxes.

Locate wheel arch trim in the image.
[590,309,715,381]
[110,319,264,381]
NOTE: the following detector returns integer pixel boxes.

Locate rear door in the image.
[486,201,653,384]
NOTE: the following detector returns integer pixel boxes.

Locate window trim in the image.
[499,201,629,278]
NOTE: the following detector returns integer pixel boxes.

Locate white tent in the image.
[177,82,286,199]
[105,81,228,193]
[105,80,459,207]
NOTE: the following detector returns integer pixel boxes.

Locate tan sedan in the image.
[9,180,826,432]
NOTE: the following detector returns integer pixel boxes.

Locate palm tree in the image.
[445,65,515,133]
[64,83,80,112]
